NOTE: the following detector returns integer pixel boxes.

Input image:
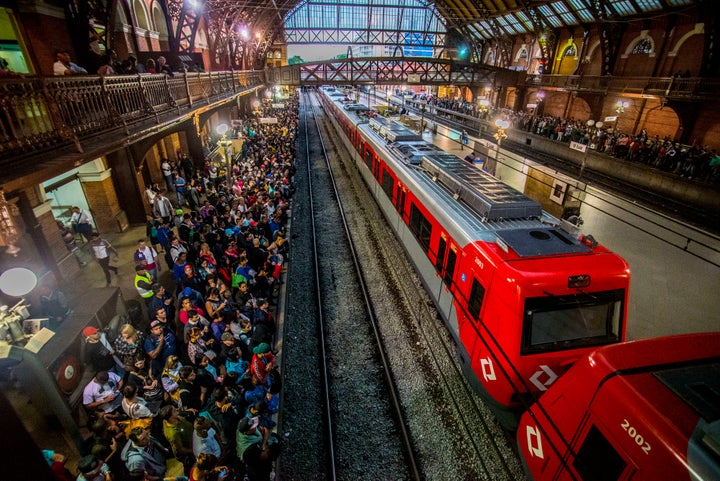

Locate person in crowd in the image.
[121,427,168,481]
[145,58,156,74]
[235,416,281,481]
[188,453,229,481]
[174,172,187,206]
[114,323,146,365]
[133,264,155,306]
[134,238,160,280]
[157,56,173,76]
[158,404,195,473]
[152,191,174,223]
[37,282,71,328]
[170,236,189,264]
[147,284,176,325]
[83,325,123,375]
[192,415,223,459]
[76,453,112,481]
[71,206,94,242]
[42,449,75,481]
[187,325,211,366]
[91,232,119,287]
[249,343,275,390]
[204,387,242,461]
[144,319,177,376]
[97,54,115,76]
[83,370,124,418]
[161,354,183,405]
[179,295,206,325]
[53,49,88,76]
[120,381,154,419]
[125,351,164,413]
[58,220,86,267]
[177,365,206,415]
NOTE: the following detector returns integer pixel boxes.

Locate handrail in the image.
[0,70,265,162]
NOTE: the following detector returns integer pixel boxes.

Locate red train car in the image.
[317,88,631,428]
[518,332,720,481]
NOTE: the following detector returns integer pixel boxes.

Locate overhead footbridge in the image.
[265,56,520,86]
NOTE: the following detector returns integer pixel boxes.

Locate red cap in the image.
[82,326,98,337]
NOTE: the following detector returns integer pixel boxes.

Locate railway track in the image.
[276,89,526,480]
[278,92,417,480]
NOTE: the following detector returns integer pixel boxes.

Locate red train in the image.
[517,332,720,481]
[317,88,631,428]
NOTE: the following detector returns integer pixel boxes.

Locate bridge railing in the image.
[0,70,264,161]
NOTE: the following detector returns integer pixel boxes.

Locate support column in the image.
[77,160,128,234]
[16,189,63,283]
[185,116,205,162]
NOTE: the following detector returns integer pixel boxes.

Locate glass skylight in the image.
[608,0,637,15]
[551,1,579,25]
[538,5,564,28]
[566,0,595,22]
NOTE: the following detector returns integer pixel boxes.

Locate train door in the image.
[396,185,407,219]
[434,233,459,330]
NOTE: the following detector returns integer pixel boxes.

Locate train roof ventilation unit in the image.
[421,153,543,221]
[370,117,422,142]
[390,141,440,164]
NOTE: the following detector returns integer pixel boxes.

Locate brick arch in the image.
[641,105,680,141]
[668,24,704,57]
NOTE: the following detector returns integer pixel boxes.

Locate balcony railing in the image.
[0,70,264,161]
[522,74,720,100]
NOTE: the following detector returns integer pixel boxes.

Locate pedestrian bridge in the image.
[265,57,519,87]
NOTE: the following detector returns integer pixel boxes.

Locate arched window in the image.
[515,46,528,62]
[132,0,150,30]
[632,38,653,54]
[275,52,282,59]
[563,45,577,57]
[151,2,169,40]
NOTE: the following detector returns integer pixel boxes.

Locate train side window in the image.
[396,188,406,215]
[436,237,447,272]
[381,169,394,200]
[409,203,432,252]
[444,247,457,287]
[573,425,626,481]
[467,279,485,320]
[364,149,373,170]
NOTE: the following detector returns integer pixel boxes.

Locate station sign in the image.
[570,141,587,153]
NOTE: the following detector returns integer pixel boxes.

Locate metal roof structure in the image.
[180,0,698,66]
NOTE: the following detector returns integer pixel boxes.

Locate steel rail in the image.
[307,90,422,481]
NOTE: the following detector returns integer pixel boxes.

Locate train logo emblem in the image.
[480,358,496,381]
[530,365,558,391]
[525,425,545,459]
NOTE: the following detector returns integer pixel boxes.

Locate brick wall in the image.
[81,175,123,234]
[19,13,73,76]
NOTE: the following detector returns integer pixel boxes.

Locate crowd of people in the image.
[49,93,299,481]
[52,48,203,78]
[412,94,720,183]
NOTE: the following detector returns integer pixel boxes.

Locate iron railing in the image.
[0,70,264,161]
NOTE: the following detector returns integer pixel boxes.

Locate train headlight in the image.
[568,275,591,288]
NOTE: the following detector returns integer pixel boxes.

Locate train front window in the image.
[522,289,624,354]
